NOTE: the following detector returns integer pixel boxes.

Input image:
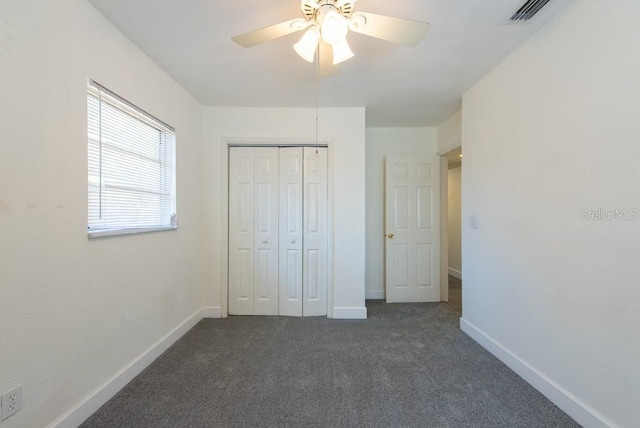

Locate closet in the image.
[228,146,328,316]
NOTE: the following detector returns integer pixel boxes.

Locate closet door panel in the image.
[253,147,279,315]
[278,147,303,316]
[229,147,255,315]
[303,147,328,316]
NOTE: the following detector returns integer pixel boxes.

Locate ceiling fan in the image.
[231,0,430,76]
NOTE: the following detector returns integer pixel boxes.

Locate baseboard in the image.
[460,318,617,428]
[201,306,222,318]
[365,290,385,300]
[448,267,462,280]
[48,307,210,428]
[332,306,367,319]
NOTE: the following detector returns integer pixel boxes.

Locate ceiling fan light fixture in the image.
[302,0,321,8]
[331,38,354,64]
[233,0,431,75]
[294,27,320,62]
[320,9,349,45]
[348,13,366,31]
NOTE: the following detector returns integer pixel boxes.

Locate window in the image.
[87,81,176,238]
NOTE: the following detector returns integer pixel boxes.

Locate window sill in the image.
[88,225,178,239]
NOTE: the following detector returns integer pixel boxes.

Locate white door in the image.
[303,147,328,316]
[278,147,304,316]
[229,147,279,315]
[385,156,440,302]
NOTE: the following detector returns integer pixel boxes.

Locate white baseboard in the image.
[448,267,462,280]
[460,318,617,428]
[332,306,367,319]
[201,306,222,318]
[365,290,385,300]
[48,307,210,428]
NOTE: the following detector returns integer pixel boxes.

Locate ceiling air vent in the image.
[510,0,551,22]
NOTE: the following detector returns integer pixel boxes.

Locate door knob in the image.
[387,233,394,239]
[262,240,268,244]
[290,239,296,244]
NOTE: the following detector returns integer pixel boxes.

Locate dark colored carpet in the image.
[447,275,462,315]
[81,302,578,428]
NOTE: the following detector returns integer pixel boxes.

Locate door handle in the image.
[387,233,394,239]
[262,240,268,244]
[290,239,296,244]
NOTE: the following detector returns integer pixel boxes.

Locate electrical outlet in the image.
[1,385,22,420]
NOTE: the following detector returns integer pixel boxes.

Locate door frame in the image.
[220,138,334,318]
[440,155,449,302]
[438,146,462,304]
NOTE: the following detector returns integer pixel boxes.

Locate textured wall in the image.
[461,0,640,426]
[437,109,462,155]
[0,1,204,426]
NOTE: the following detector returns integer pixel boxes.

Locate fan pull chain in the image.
[315,42,320,157]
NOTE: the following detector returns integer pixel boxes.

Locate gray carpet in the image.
[81,302,578,428]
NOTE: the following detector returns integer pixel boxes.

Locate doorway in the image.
[442,148,462,314]
[228,146,329,317]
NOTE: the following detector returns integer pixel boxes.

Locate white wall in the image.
[364,128,437,299]
[447,167,462,277]
[202,107,367,319]
[461,1,640,426]
[437,109,462,155]
[0,1,204,426]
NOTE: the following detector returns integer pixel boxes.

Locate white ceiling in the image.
[87,0,572,127]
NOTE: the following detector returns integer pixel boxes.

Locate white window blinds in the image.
[87,81,177,237]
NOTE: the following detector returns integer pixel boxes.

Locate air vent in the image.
[510,0,551,22]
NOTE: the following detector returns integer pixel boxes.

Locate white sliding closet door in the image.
[229,147,279,315]
[303,147,328,316]
[229,146,327,317]
[279,147,304,316]
[253,148,280,315]
[228,147,254,315]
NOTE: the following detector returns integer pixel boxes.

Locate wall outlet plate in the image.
[1,385,22,420]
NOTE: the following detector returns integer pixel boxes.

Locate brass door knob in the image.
[387,233,394,239]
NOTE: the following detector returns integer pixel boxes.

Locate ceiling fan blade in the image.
[349,12,430,47]
[318,42,339,78]
[232,19,306,48]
